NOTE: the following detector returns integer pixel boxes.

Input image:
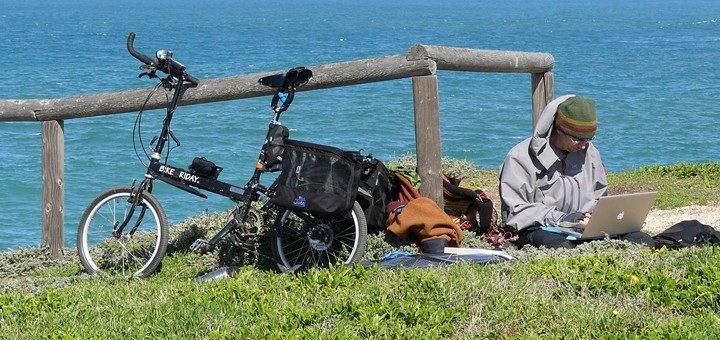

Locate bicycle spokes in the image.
[271,202,367,271]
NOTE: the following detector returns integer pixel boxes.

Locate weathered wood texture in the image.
[532,72,555,128]
[41,120,65,258]
[412,75,444,205]
[408,44,555,73]
[0,44,554,255]
[0,55,436,122]
[0,45,553,122]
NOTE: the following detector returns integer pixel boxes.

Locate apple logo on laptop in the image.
[616,211,625,220]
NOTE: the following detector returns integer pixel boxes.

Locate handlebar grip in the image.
[166,59,199,86]
[127,32,157,66]
[186,74,199,86]
[167,58,186,72]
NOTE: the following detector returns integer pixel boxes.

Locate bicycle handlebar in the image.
[127,32,199,86]
[127,32,155,66]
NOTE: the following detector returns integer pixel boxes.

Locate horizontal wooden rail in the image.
[408,44,555,73]
[0,45,553,122]
[0,44,554,258]
[0,55,436,122]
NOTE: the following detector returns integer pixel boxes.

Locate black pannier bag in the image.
[357,158,398,232]
[271,139,363,217]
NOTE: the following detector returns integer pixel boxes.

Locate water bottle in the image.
[193,266,240,283]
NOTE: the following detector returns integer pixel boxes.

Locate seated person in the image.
[498,95,655,249]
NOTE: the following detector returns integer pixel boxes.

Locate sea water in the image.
[0,0,718,250]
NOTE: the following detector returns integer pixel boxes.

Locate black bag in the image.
[263,123,289,171]
[271,139,363,217]
[653,220,720,249]
[189,157,222,180]
[357,158,398,232]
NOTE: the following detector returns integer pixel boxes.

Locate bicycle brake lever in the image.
[149,136,158,151]
[138,66,158,79]
[169,129,181,147]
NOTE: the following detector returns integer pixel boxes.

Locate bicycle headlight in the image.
[156,49,172,61]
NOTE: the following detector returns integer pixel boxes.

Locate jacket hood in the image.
[530,94,577,169]
[533,94,576,139]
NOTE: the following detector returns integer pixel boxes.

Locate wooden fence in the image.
[0,44,555,258]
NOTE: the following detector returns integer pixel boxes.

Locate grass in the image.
[1,160,719,338]
[608,162,720,209]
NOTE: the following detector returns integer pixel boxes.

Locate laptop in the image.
[543,191,658,240]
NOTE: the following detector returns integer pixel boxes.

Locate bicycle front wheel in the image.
[76,186,169,278]
[271,201,367,272]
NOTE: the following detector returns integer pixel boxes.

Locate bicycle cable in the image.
[132,82,165,167]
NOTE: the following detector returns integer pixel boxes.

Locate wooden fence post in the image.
[412,75,443,207]
[531,71,554,129]
[41,120,65,259]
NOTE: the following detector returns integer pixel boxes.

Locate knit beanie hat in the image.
[555,96,597,140]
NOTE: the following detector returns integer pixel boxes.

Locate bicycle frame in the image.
[77,33,368,277]
[115,65,312,251]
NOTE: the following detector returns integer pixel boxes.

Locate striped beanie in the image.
[555,96,597,140]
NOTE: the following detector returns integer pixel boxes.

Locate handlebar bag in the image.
[189,157,223,180]
[271,139,362,217]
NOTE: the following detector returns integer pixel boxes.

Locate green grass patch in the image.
[1,161,719,337]
[3,245,720,338]
[608,162,720,209]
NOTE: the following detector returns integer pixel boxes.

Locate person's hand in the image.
[556,212,591,230]
[579,213,591,226]
[560,212,586,223]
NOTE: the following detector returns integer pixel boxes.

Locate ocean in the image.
[0,0,718,250]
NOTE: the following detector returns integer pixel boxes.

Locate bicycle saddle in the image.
[259,67,313,89]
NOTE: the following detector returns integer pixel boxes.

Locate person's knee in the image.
[620,231,656,248]
[541,238,576,249]
[524,229,576,249]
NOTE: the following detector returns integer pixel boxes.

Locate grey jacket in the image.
[499,95,608,232]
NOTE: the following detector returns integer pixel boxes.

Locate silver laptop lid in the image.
[581,191,658,239]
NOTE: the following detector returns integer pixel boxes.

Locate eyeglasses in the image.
[556,128,595,144]
[567,134,595,144]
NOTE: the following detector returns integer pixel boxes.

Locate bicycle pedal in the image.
[189,239,210,253]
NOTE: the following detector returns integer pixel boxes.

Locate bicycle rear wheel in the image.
[76,186,168,278]
[271,201,367,272]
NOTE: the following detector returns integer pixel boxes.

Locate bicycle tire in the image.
[271,200,368,272]
[76,186,169,277]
